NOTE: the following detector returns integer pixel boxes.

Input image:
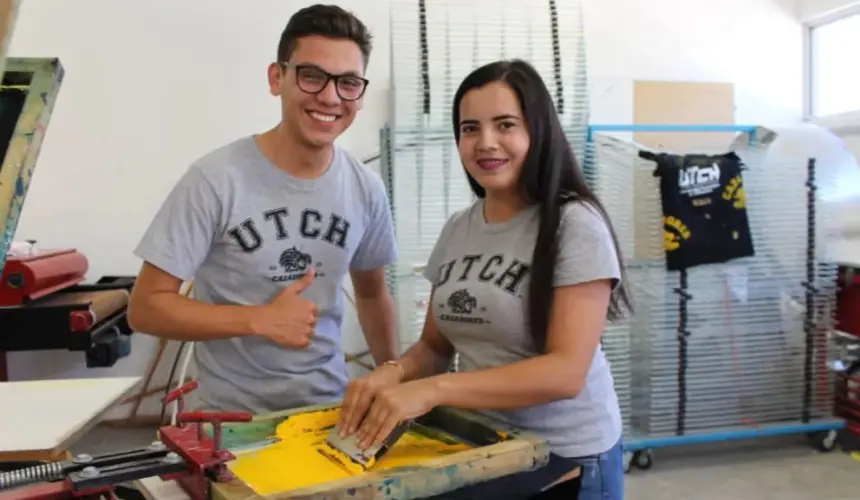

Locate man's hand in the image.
[251,269,318,348]
[338,363,404,438]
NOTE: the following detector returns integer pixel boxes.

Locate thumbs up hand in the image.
[251,268,318,348]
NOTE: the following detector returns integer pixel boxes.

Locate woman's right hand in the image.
[338,362,404,438]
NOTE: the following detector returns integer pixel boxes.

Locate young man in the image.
[128,5,400,414]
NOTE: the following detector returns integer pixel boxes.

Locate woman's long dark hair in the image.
[451,59,633,351]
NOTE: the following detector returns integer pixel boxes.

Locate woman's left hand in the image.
[355,377,442,450]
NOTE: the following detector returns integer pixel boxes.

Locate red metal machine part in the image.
[0,482,105,500]
[0,249,88,306]
[0,381,252,500]
[836,267,860,337]
[835,267,860,436]
[158,381,252,500]
[835,370,860,435]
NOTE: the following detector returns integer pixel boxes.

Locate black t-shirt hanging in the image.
[640,150,755,271]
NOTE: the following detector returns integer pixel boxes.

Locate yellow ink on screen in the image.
[229,407,474,495]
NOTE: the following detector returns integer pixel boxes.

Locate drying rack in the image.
[584,124,847,473]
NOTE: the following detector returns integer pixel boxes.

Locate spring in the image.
[0,462,64,490]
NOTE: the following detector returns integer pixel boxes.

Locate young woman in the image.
[338,59,632,499]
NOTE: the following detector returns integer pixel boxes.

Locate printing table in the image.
[0,376,141,462]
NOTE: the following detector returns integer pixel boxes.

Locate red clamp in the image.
[0,381,252,500]
[176,410,253,456]
[161,380,199,421]
[156,381,252,500]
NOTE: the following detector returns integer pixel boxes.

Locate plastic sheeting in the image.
[729,124,860,267]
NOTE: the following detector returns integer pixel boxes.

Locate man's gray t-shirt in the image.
[134,136,397,413]
[424,200,622,458]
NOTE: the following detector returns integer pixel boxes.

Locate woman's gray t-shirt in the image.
[423,200,623,458]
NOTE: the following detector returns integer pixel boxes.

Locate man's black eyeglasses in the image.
[279,62,369,101]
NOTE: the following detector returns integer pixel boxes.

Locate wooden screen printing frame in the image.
[0,0,17,382]
[206,402,550,500]
[0,56,65,275]
[0,56,64,381]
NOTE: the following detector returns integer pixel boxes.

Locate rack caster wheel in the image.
[808,430,838,452]
[623,451,634,473]
[633,449,653,470]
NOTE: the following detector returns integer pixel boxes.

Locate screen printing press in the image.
[0,3,567,498]
[0,381,557,500]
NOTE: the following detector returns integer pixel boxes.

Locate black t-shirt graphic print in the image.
[640,150,755,271]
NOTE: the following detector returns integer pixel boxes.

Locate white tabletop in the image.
[137,476,191,500]
[0,376,141,453]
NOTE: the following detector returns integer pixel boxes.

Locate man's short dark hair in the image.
[278,4,373,66]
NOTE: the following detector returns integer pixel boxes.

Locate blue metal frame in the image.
[582,123,760,200]
[624,419,846,452]
[584,123,846,455]
[586,123,759,141]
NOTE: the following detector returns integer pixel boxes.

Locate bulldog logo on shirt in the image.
[279,246,313,273]
[269,246,324,282]
[447,289,477,314]
[439,288,489,325]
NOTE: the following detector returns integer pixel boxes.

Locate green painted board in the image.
[0,57,64,276]
[198,403,550,500]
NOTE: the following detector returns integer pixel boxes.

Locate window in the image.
[808,11,860,117]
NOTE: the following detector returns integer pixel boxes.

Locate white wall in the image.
[811,110,860,265]
[5,0,805,419]
[584,0,803,127]
[800,0,860,20]
[801,0,860,265]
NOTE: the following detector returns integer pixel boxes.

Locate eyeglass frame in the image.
[278,62,370,101]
